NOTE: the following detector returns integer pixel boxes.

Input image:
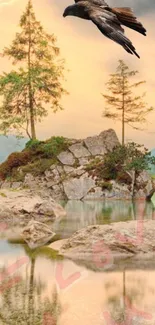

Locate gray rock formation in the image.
[134,170,153,198]
[69,143,90,158]
[84,129,119,155]
[63,173,96,200]
[1,129,152,201]
[103,180,132,200]
[57,151,75,165]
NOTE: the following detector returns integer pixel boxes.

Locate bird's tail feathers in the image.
[112,7,146,36]
[110,31,140,58]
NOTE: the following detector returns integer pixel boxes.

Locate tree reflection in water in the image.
[103,269,153,324]
[0,246,62,325]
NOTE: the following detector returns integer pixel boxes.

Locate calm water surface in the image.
[0,200,155,324]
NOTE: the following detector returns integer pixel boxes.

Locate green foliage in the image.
[86,143,155,182]
[85,157,102,171]
[26,136,67,158]
[26,138,42,149]
[102,60,154,145]
[102,143,155,180]
[21,158,55,176]
[0,0,67,139]
[97,181,112,191]
[42,136,68,158]
[0,136,68,180]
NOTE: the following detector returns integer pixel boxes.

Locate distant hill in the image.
[149,148,155,175]
[0,135,27,163]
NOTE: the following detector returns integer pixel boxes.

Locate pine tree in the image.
[102,60,153,145]
[0,0,67,139]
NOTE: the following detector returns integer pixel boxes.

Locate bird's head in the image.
[63,5,76,17]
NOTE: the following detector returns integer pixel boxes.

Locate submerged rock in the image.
[22,220,56,249]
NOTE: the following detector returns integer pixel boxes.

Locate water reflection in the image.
[1,199,155,324]
[0,241,155,325]
[53,200,155,238]
[0,245,62,325]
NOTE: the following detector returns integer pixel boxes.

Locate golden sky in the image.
[0,0,155,148]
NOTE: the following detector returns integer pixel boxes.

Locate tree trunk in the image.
[28,6,36,140]
[122,74,125,146]
[122,106,125,145]
[29,91,36,140]
[28,258,35,325]
[123,268,126,320]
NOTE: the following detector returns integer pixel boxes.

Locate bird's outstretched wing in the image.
[74,0,109,7]
[89,8,140,58]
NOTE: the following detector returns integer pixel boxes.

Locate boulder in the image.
[79,157,89,166]
[84,129,119,156]
[69,143,90,158]
[1,181,11,189]
[63,173,96,200]
[134,170,153,198]
[60,220,155,268]
[57,151,75,165]
[11,182,22,190]
[103,180,132,200]
[64,166,75,174]
[21,220,56,249]
[0,190,66,225]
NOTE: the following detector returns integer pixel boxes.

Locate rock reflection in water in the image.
[53,200,155,238]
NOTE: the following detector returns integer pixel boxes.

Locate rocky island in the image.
[0,129,154,201]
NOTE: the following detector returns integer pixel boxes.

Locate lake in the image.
[0,199,155,324]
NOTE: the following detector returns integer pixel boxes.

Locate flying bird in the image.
[63,0,146,58]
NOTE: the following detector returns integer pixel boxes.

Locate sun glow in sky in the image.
[0,0,155,148]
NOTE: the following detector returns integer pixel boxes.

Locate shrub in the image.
[21,158,55,176]
[25,136,68,158]
[25,139,42,150]
[0,151,31,180]
[85,157,102,171]
[97,181,112,191]
[42,136,68,158]
[86,142,155,182]
[117,171,132,184]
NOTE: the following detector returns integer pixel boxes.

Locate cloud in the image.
[0,0,19,7]
[57,0,155,16]
[108,0,155,15]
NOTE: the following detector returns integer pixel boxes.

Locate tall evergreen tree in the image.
[102,60,153,145]
[0,0,67,139]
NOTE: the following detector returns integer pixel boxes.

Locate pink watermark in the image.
[0,222,29,293]
[116,202,145,245]
[0,209,153,323]
[103,296,152,324]
[92,239,113,270]
[54,202,149,292]
[55,261,82,291]
[42,312,55,325]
